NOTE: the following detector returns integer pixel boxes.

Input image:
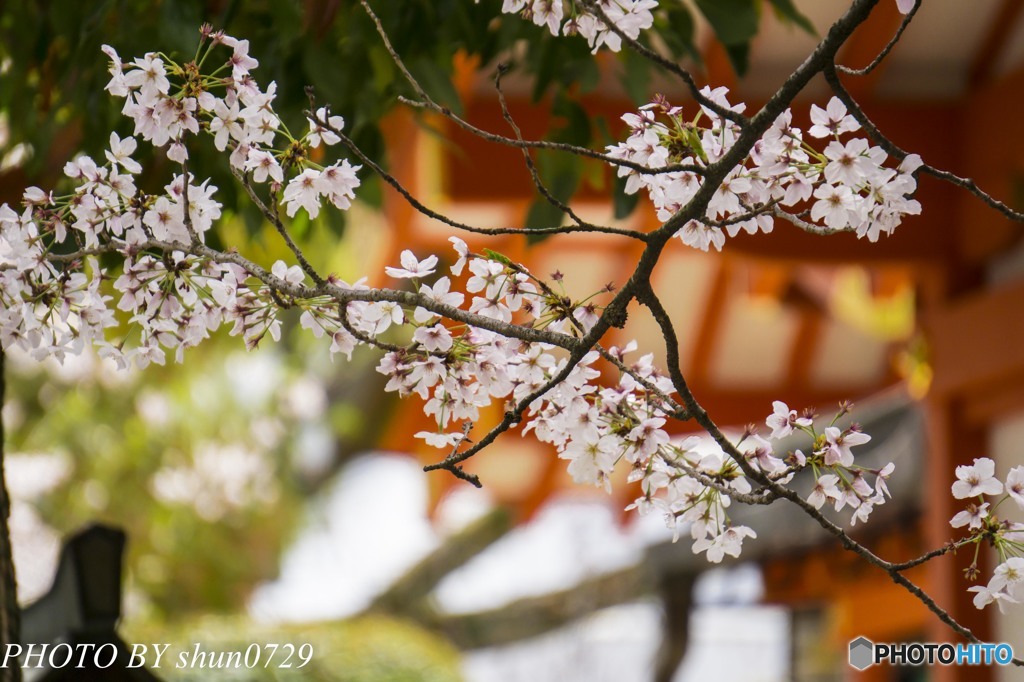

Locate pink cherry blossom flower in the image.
[808,97,859,139]
[808,474,840,509]
[448,237,469,276]
[271,260,305,286]
[414,276,464,323]
[413,324,454,353]
[823,426,870,467]
[307,107,344,147]
[692,525,756,563]
[105,133,142,174]
[415,431,466,449]
[765,400,811,439]
[315,160,361,211]
[810,183,855,230]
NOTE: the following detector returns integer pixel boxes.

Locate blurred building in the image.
[359,2,1024,680]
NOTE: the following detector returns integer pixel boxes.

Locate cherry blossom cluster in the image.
[947,458,1024,612]
[375,263,763,562]
[0,29,368,369]
[482,0,657,52]
[0,27,892,571]
[489,0,912,56]
[764,400,892,524]
[103,27,360,219]
[606,91,923,251]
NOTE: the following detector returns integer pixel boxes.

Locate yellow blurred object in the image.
[831,268,915,342]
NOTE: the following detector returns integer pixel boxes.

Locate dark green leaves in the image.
[767,0,817,35]
[694,0,759,75]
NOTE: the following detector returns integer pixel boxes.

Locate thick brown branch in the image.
[368,507,514,614]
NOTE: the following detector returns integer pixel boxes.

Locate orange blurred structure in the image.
[363,3,1024,678]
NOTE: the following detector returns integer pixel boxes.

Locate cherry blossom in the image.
[1006,466,1024,509]
[765,400,812,439]
[385,250,440,279]
[607,93,922,252]
[951,457,1003,499]
[482,0,658,53]
[0,22,961,587]
[306,107,344,147]
[283,170,323,218]
[970,558,1024,613]
[950,501,989,530]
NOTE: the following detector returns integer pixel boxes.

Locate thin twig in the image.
[311,109,650,241]
[397,95,704,177]
[836,0,921,76]
[422,343,593,486]
[771,205,854,236]
[179,154,200,245]
[230,165,324,285]
[494,66,610,234]
[578,0,748,128]
[889,540,967,572]
[355,0,703,178]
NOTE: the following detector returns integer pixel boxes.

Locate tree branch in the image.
[824,64,1024,223]
[836,0,921,76]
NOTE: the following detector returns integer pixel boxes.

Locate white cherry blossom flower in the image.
[952,457,1003,499]
[692,525,756,563]
[282,169,322,218]
[950,501,989,530]
[105,133,142,174]
[413,324,454,353]
[822,426,870,467]
[808,97,859,139]
[307,107,344,147]
[1006,466,1024,510]
[808,474,840,509]
[385,250,439,279]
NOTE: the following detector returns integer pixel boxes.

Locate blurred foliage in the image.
[4,210,394,616]
[6,338,305,616]
[0,0,814,230]
[4,213,388,619]
[123,614,463,681]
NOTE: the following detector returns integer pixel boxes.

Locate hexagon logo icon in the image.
[849,637,875,670]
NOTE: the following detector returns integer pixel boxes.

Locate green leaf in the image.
[408,58,463,116]
[523,151,582,243]
[483,248,513,265]
[551,93,591,147]
[724,42,750,77]
[660,6,700,63]
[694,0,759,46]
[620,48,651,105]
[524,198,564,244]
[612,172,641,220]
[767,0,816,35]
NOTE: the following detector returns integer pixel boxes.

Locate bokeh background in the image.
[3,2,1024,681]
